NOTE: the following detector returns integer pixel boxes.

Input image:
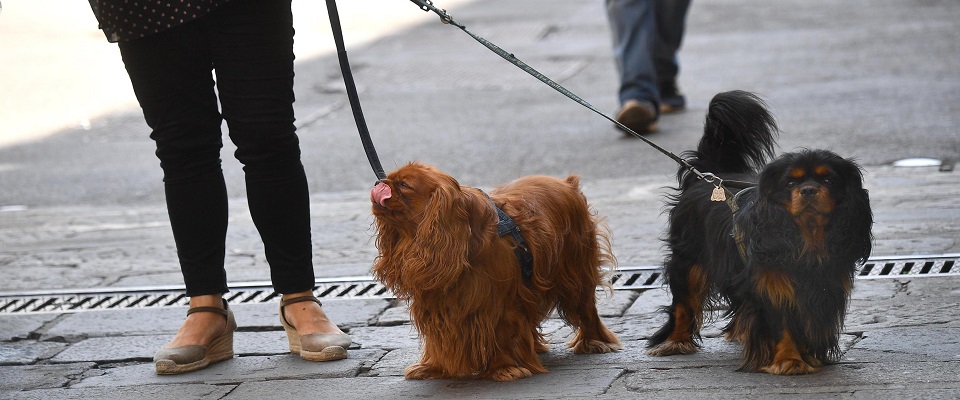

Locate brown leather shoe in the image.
[615,99,659,134]
[280,295,352,362]
[154,300,236,375]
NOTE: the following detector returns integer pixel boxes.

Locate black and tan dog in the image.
[646,91,873,375]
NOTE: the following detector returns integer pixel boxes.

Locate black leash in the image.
[325,0,386,181]
[326,0,756,196]
[406,0,758,195]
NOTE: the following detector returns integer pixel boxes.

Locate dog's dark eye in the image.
[786,181,798,189]
[398,181,411,189]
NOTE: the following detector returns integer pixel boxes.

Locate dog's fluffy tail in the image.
[680,90,779,184]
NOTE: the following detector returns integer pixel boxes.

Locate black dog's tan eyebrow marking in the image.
[790,168,805,179]
[814,165,830,176]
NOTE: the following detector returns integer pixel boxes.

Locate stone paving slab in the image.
[72,349,386,389]
[40,307,187,341]
[614,356,960,397]
[48,331,296,364]
[845,277,960,331]
[223,368,627,400]
[367,346,420,378]
[0,340,68,366]
[0,313,60,341]
[847,326,960,363]
[347,325,421,351]
[4,384,235,400]
[0,362,96,391]
[607,379,960,400]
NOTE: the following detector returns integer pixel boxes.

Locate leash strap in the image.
[407,0,713,183]
[325,0,387,181]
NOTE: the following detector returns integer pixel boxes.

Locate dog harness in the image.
[480,191,534,285]
[709,179,756,264]
[728,186,755,264]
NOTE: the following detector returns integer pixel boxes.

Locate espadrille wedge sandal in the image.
[280,295,351,362]
[154,300,236,375]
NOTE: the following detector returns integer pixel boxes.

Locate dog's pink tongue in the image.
[371,182,392,206]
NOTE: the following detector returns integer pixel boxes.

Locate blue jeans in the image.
[606,0,691,106]
[118,0,315,296]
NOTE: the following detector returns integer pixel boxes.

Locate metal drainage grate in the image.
[1,254,957,314]
[610,254,960,287]
[856,254,959,279]
[0,277,392,315]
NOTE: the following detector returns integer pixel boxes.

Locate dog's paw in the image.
[646,340,698,356]
[802,354,824,368]
[571,339,623,354]
[404,363,443,380]
[760,358,819,375]
[486,366,533,382]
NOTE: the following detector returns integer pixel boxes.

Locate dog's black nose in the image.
[800,186,818,197]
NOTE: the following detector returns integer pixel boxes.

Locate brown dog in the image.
[370,162,621,381]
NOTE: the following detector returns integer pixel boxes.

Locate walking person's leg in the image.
[653,0,691,113]
[606,0,660,133]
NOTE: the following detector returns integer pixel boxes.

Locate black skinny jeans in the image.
[118,0,314,296]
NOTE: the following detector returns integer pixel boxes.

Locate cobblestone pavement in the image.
[2,164,958,399]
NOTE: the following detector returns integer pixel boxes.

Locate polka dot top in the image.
[89,0,231,43]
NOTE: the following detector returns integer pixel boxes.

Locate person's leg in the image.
[654,0,691,112]
[606,0,660,133]
[607,0,659,107]
[207,0,343,336]
[118,22,230,354]
[120,24,229,298]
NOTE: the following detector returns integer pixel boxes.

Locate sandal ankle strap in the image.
[279,295,322,329]
[280,295,322,308]
[186,298,229,317]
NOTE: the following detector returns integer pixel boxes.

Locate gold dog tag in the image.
[710,186,726,202]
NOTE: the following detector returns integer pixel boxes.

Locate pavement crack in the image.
[356,350,389,377]
[31,314,73,341]
[599,368,628,395]
[649,365,715,371]
[217,384,241,399]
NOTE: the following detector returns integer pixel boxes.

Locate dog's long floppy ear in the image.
[830,159,874,264]
[412,175,473,291]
